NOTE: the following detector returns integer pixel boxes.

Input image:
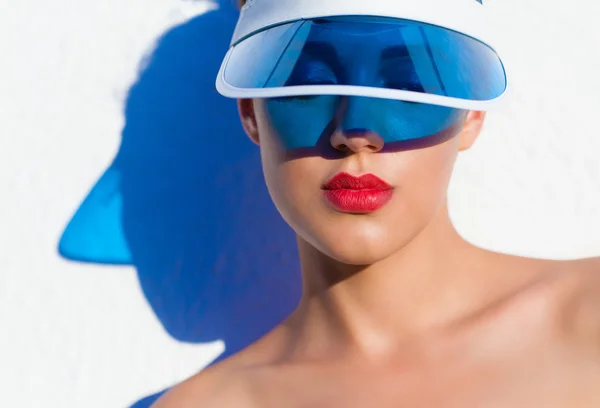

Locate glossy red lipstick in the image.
[322,172,393,213]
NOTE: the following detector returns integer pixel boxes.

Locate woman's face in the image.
[236,20,485,265]
[239,97,484,266]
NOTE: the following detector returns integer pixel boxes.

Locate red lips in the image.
[322,172,393,213]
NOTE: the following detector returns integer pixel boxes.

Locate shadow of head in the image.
[56,0,301,357]
[59,3,300,407]
[118,3,302,350]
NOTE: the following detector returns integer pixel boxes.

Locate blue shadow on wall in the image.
[58,1,302,407]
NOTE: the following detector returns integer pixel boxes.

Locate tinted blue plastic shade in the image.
[59,167,132,264]
[265,96,467,150]
[223,16,506,102]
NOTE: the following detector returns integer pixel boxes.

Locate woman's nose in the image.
[330,96,385,154]
[330,128,384,154]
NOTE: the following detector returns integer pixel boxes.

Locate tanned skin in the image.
[154,2,600,404]
[151,96,600,407]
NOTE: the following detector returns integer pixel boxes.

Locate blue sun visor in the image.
[216,16,507,111]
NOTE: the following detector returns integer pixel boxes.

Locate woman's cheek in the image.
[264,96,340,150]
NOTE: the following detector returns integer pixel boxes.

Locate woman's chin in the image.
[330,247,395,266]
[312,233,401,266]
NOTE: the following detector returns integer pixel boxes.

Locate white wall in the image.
[1,1,598,407]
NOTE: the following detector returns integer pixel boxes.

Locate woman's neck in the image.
[281,201,508,361]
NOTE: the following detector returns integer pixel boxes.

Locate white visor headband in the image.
[216,0,508,111]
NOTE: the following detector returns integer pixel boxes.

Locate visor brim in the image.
[216,16,508,110]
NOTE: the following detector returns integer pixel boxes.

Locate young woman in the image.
[154,0,600,406]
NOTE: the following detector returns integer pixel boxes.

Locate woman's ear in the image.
[458,110,486,151]
[238,98,260,145]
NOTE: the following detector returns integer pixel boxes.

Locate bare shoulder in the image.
[150,343,275,408]
[479,252,600,352]
[149,360,250,408]
[551,256,600,353]
[150,329,284,408]
[493,254,600,325]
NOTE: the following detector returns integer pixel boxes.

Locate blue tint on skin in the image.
[266,95,339,150]
[266,95,465,150]
[264,19,466,151]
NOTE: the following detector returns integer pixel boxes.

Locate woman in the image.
[154,0,600,406]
